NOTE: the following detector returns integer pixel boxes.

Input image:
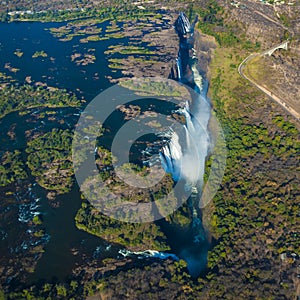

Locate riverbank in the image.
[201,25,300,298]
[0,10,187,296]
[1,3,299,298]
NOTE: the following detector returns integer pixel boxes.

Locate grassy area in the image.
[243,55,271,83]
[0,81,81,119]
[242,54,292,100]
[32,50,48,58]
[202,35,300,298]
[105,45,156,55]
[11,5,160,23]
[26,129,74,194]
[208,46,249,116]
[119,78,186,97]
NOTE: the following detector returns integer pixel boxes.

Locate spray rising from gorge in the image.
[117,13,212,277]
[160,12,211,194]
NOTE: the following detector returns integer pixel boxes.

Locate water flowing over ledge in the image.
[119,249,179,261]
[160,12,211,194]
[161,12,212,277]
[127,12,213,277]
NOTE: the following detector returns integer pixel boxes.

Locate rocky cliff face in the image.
[193,30,217,81]
[170,12,217,87]
[264,47,300,115]
[170,12,193,85]
[174,12,191,36]
[217,0,300,49]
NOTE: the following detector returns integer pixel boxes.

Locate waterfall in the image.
[161,11,211,190]
[160,14,212,277]
[191,58,203,94]
[160,12,211,193]
[175,12,191,35]
[176,56,182,80]
[159,130,182,181]
[119,249,179,261]
[160,68,210,191]
[131,13,212,277]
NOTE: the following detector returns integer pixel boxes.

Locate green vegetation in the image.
[10,8,103,22]
[74,138,176,250]
[48,26,80,42]
[14,50,24,58]
[0,2,298,299]
[71,53,96,65]
[4,63,19,73]
[165,204,191,227]
[119,78,186,98]
[243,54,270,83]
[105,45,155,55]
[12,5,160,23]
[88,259,192,299]
[107,57,157,71]
[188,2,260,50]
[47,19,107,42]
[76,201,170,251]
[4,256,193,299]
[242,53,298,116]
[79,32,124,43]
[0,150,27,186]
[0,72,13,85]
[0,84,81,119]
[278,12,291,27]
[26,129,74,194]
[32,215,42,225]
[45,8,165,46]
[67,8,296,296]
[79,35,103,43]
[32,50,48,58]
[44,9,171,80]
[198,35,300,297]
[105,20,120,33]
[76,141,177,219]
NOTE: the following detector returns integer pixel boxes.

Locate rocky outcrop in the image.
[217,0,299,49]
[174,12,191,36]
[193,30,217,80]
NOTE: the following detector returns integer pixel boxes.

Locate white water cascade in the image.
[125,13,212,278]
[160,61,210,192]
[176,56,183,80]
[119,249,179,261]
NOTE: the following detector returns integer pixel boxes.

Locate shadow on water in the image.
[157,206,210,278]
[155,12,212,278]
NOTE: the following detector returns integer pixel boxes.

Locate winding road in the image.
[238,42,300,121]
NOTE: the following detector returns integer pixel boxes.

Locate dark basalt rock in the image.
[173,12,196,86]
[174,12,191,36]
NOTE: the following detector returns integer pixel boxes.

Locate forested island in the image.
[0,0,299,299]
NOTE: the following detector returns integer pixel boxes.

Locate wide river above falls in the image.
[0,16,210,285]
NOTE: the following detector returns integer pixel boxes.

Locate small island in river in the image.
[0,1,299,299]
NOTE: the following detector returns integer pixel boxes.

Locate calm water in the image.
[0,20,126,283]
[0,20,118,100]
[0,17,209,285]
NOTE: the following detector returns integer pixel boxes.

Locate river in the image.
[0,12,211,287]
